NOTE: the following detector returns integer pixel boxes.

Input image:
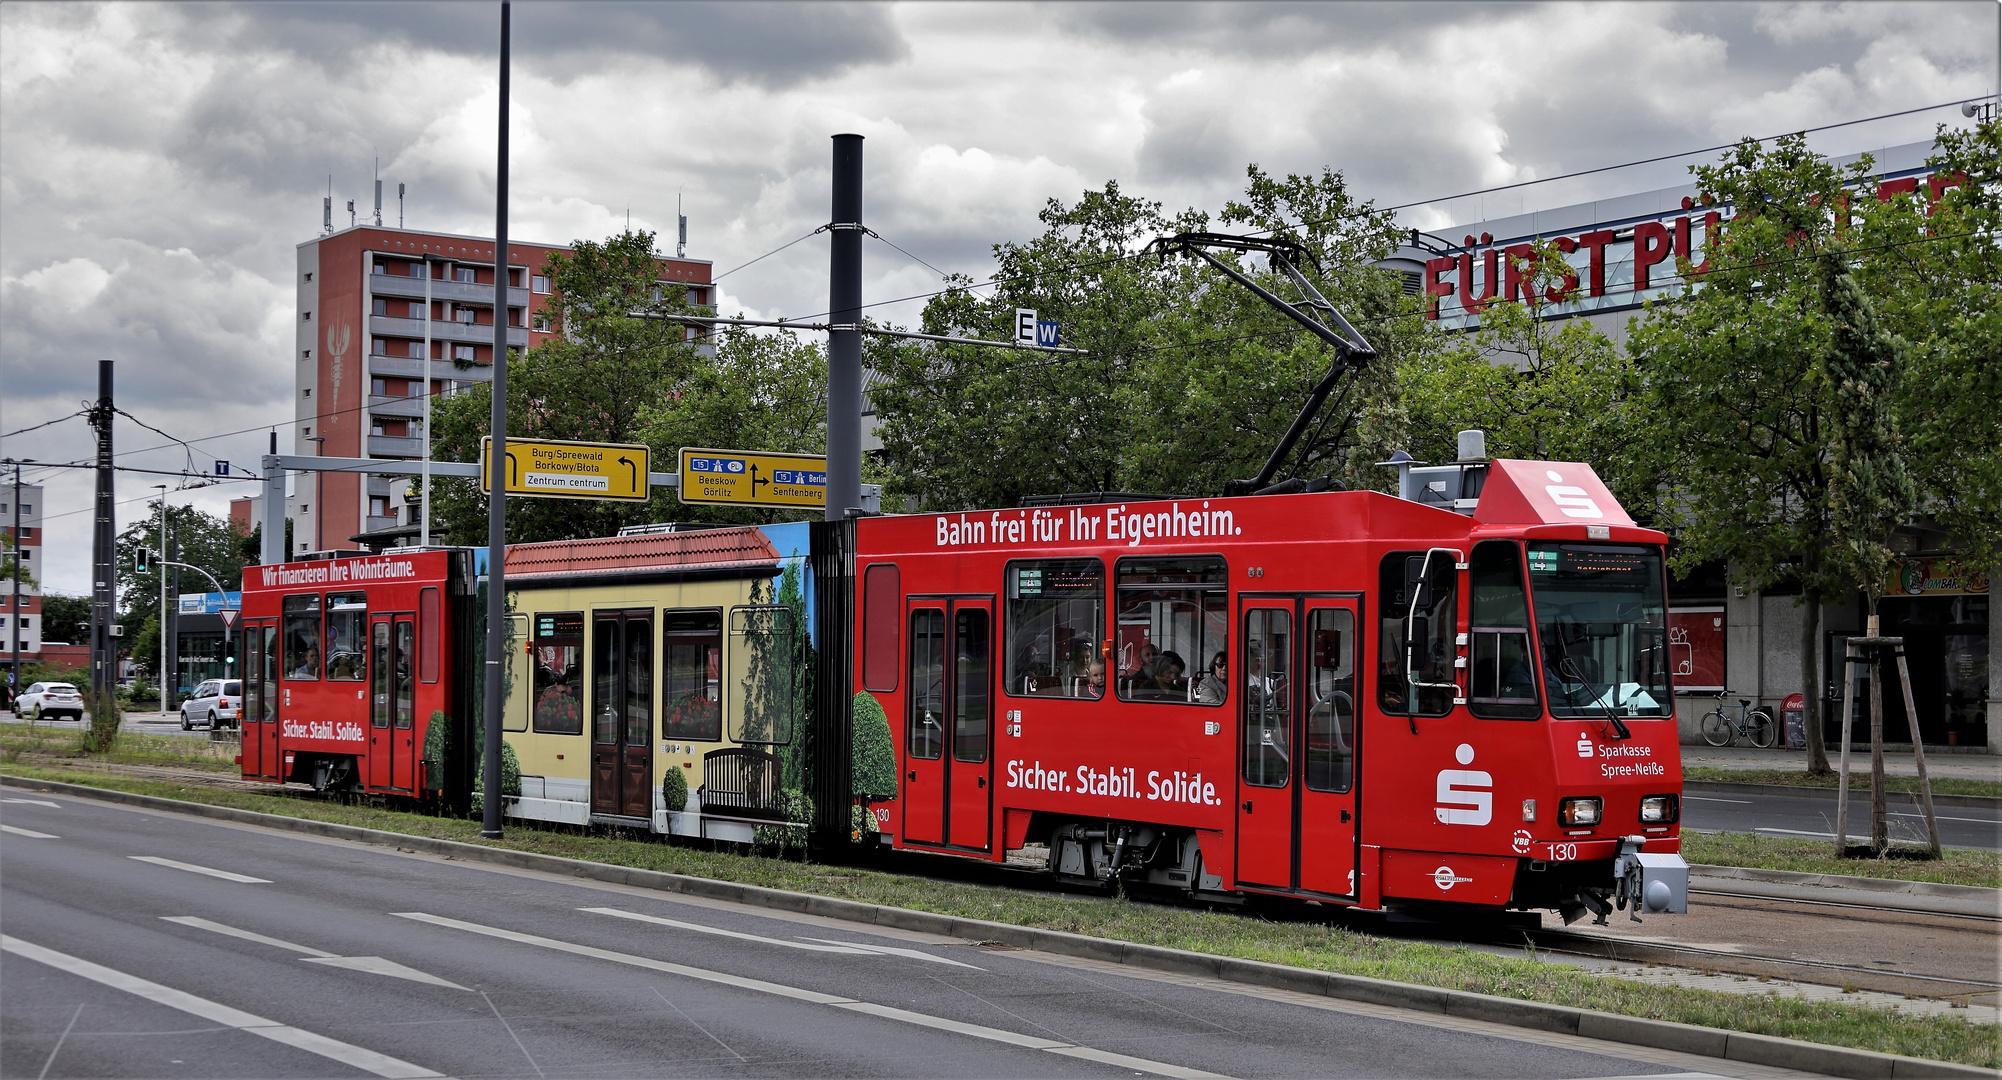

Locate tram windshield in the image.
[1527,544,1671,719]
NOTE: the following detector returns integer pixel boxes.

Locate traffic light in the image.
[134,548,150,573]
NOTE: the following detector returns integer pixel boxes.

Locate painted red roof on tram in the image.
[504,527,779,580]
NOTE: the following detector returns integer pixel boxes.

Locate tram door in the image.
[243,620,280,779]
[367,616,417,792]
[902,599,993,849]
[591,611,654,819]
[1235,597,1362,897]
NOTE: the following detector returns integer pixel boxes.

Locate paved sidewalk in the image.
[1682,744,2002,781]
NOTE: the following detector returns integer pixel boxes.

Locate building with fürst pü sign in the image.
[291,226,715,554]
[1377,138,1996,755]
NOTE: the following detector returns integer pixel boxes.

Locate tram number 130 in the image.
[1548,843,1580,861]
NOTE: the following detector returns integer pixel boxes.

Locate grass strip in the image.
[3,763,1994,1068]
[1682,831,2001,889]
[1684,766,2002,800]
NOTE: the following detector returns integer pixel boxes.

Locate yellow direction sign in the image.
[480,437,650,501]
[678,448,827,509]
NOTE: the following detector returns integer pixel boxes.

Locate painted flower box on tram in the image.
[850,457,1690,924]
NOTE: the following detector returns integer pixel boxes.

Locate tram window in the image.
[908,609,945,760]
[593,617,619,743]
[419,587,440,683]
[532,611,584,735]
[662,610,722,741]
[625,617,653,748]
[282,594,322,681]
[324,592,367,681]
[1469,541,1540,720]
[394,620,416,729]
[1377,552,1457,716]
[954,608,990,763]
[1305,608,1355,793]
[1241,608,1292,788]
[862,563,900,692]
[728,605,799,745]
[1004,559,1104,699]
[1115,557,1226,705]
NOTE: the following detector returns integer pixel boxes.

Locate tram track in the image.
[14,755,1997,1005]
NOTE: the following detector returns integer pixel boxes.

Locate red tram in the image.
[238,548,477,797]
[849,457,1690,923]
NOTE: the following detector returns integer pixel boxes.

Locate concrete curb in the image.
[1685,780,2001,811]
[4,773,1992,1080]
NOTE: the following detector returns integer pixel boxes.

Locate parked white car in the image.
[17,682,85,721]
[179,680,242,731]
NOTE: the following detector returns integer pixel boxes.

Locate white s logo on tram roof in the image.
[1544,470,1604,519]
[1435,743,1493,826]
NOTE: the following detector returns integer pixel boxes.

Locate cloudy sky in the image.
[2,0,1996,596]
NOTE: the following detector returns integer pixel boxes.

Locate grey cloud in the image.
[176,1,909,88]
[1047,1,1517,58]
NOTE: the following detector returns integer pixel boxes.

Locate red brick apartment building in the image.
[291,226,712,552]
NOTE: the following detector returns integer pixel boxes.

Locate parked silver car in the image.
[179,679,242,730]
[17,682,85,721]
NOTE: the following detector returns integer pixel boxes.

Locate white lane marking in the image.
[398,911,1230,1080]
[1754,828,1875,841]
[580,906,877,954]
[1680,796,1752,804]
[129,856,270,883]
[162,916,338,957]
[2,798,61,808]
[799,937,985,969]
[301,956,471,991]
[0,934,443,1079]
[1887,811,2000,824]
[163,917,469,991]
[2,824,58,839]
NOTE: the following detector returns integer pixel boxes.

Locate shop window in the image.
[1003,559,1104,699]
[727,605,798,745]
[324,592,367,680]
[531,611,584,734]
[661,610,722,741]
[282,594,321,681]
[862,563,900,692]
[1378,551,1458,716]
[1469,541,1539,720]
[1115,556,1226,705]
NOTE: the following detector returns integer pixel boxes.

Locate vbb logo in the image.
[1434,743,1492,826]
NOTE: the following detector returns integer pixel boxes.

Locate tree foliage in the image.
[116,501,246,638]
[870,167,1435,510]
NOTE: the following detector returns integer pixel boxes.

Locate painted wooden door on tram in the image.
[368,615,417,792]
[243,620,279,779]
[1235,596,1362,897]
[902,599,993,849]
[591,610,654,819]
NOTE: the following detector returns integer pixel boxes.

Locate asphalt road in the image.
[0,796,1822,1079]
[1681,787,2002,851]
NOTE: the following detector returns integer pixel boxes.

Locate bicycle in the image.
[1699,691,1777,748]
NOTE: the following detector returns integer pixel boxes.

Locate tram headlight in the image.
[1639,794,1680,824]
[1558,796,1602,827]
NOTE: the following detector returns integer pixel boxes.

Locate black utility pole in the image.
[826,134,863,521]
[88,361,116,723]
[481,0,511,839]
[165,514,179,701]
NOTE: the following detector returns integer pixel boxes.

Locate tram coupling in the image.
[1610,835,1689,923]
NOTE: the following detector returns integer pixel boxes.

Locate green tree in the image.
[38,593,88,644]
[116,502,245,654]
[1626,128,1996,772]
[1,532,36,593]
[640,328,831,525]
[428,230,704,544]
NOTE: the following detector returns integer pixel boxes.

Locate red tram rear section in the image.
[238,548,478,800]
[851,455,1690,925]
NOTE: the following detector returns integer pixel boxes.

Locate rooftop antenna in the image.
[397,182,406,229]
[373,157,383,226]
[347,197,356,229]
[323,175,333,234]
[677,191,687,258]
